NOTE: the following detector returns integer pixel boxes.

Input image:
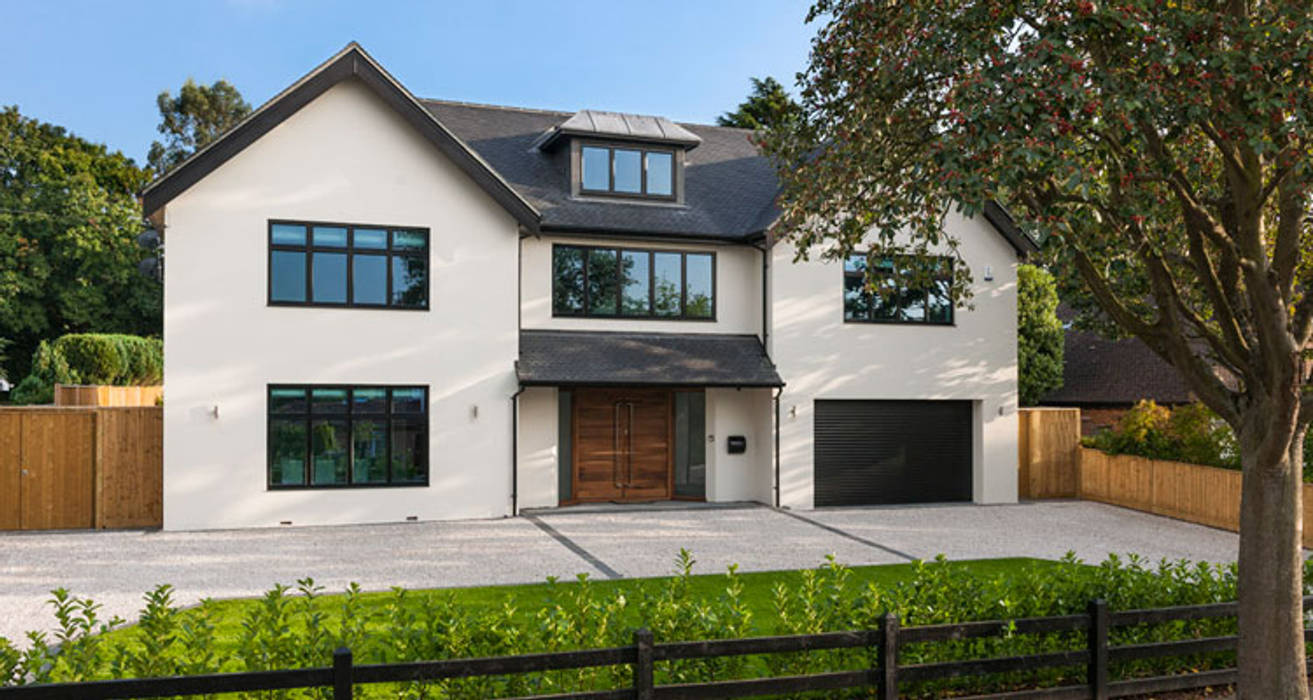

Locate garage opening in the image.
[813,399,973,507]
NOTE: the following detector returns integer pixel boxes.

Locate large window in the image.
[579,145,675,199]
[268,221,429,309]
[267,385,428,489]
[844,253,954,324]
[553,244,714,320]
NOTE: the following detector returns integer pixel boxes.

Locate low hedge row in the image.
[9,333,161,404]
[2,552,1297,698]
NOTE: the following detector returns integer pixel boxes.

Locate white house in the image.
[143,44,1035,530]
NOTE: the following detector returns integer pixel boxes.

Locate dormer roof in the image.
[536,109,703,151]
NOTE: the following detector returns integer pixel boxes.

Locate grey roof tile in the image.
[518,330,784,387]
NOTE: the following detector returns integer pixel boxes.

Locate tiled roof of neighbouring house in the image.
[517,330,784,387]
[1040,307,1193,406]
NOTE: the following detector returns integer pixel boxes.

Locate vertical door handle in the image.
[613,402,623,489]
[627,402,635,487]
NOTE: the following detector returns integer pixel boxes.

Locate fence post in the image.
[333,646,353,700]
[634,628,654,700]
[878,612,899,700]
[1088,599,1108,700]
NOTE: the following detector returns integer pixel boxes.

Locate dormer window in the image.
[580,144,675,198]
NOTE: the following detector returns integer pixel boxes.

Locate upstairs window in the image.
[268,221,429,309]
[553,244,714,320]
[844,253,954,325]
[579,145,675,199]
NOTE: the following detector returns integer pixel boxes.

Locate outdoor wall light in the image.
[471,404,479,420]
[210,405,220,420]
[984,265,995,281]
[789,405,798,419]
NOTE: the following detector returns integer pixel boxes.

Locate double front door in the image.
[573,388,672,502]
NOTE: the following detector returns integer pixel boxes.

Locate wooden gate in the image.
[0,407,161,530]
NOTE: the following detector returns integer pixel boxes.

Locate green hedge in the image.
[9,334,161,404]
[1,552,1299,698]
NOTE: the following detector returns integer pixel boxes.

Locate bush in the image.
[8,334,161,404]
[1084,400,1240,470]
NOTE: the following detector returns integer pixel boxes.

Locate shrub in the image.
[8,334,161,404]
[1085,400,1240,470]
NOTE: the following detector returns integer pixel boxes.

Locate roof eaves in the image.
[982,201,1041,258]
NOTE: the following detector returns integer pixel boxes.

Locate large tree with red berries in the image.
[761,1,1313,694]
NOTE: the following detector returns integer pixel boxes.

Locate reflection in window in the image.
[653,252,682,317]
[552,247,585,314]
[578,145,676,198]
[621,250,650,315]
[268,221,428,309]
[552,245,714,319]
[587,248,619,315]
[646,152,673,196]
[844,253,954,325]
[581,146,610,191]
[684,254,714,319]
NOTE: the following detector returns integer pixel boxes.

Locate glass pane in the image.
[391,418,427,483]
[646,152,673,196]
[613,149,641,193]
[311,420,349,485]
[269,419,306,486]
[311,388,348,414]
[392,230,427,251]
[586,249,619,315]
[927,277,953,323]
[621,250,650,316]
[391,256,428,307]
[312,252,347,303]
[352,419,388,484]
[844,254,868,275]
[581,146,610,190]
[844,274,870,321]
[352,254,387,305]
[870,259,900,320]
[653,252,682,317]
[270,387,308,414]
[552,247,586,315]
[673,392,706,498]
[313,226,348,247]
[353,228,387,249]
[353,387,387,413]
[897,258,926,321]
[270,251,306,302]
[684,253,714,318]
[271,223,306,245]
[392,387,426,414]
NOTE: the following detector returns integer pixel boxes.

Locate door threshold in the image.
[522,501,763,516]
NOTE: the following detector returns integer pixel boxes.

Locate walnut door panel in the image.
[572,389,671,502]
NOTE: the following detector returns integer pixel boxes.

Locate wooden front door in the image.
[573,388,671,502]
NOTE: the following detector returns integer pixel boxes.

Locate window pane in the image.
[621,250,650,316]
[270,251,306,302]
[392,230,426,251]
[552,247,586,315]
[653,252,682,317]
[311,420,349,485]
[844,254,868,275]
[353,228,387,249]
[391,256,427,307]
[352,254,387,305]
[313,226,348,247]
[271,223,306,245]
[927,278,953,323]
[312,252,347,303]
[352,419,388,484]
[684,253,713,318]
[844,275,870,321]
[586,249,619,315]
[613,149,642,193]
[269,419,306,486]
[352,387,387,413]
[581,146,610,190]
[646,152,673,196]
[391,418,427,483]
[270,387,308,414]
[392,387,426,414]
[311,388,348,414]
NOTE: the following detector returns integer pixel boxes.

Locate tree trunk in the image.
[1237,422,1308,698]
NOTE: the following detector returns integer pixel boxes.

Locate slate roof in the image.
[423,100,780,241]
[1040,307,1193,406]
[537,110,703,150]
[517,330,784,387]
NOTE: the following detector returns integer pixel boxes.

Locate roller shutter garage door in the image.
[814,400,973,507]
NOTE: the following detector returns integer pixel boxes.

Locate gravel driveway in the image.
[0,501,1240,644]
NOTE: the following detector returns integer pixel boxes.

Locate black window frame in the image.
[552,243,716,321]
[266,384,430,490]
[843,252,955,326]
[267,220,430,310]
[578,143,678,201]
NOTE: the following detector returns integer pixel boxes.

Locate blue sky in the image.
[6,0,816,165]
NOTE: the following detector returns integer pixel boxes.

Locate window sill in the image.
[268,483,430,491]
[552,313,718,323]
[267,301,430,311]
[843,319,956,327]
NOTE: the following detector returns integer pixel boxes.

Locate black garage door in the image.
[814,400,973,507]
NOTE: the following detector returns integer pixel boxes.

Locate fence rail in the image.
[5,596,1301,700]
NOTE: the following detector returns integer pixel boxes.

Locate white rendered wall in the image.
[162,78,521,530]
[770,212,1021,509]
[516,387,559,509]
[705,388,775,504]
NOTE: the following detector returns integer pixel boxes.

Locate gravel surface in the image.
[0,501,1241,644]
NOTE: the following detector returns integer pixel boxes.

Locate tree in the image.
[147,79,251,176]
[717,77,803,130]
[1018,264,1064,406]
[760,2,1313,694]
[0,106,159,383]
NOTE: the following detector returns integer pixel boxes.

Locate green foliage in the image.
[1085,400,1241,470]
[0,553,1303,697]
[717,77,803,130]
[1017,264,1064,406]
[147,79,251,176]
[0,106,159,383]
[8,334,162,404]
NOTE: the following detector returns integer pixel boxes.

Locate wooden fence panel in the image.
[1018,408,1081,498]
[0,413,19,530]
[19,411,94,530]
[54,384,162,407]
[94,408,163,528]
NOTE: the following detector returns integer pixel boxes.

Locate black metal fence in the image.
[1,596,1302,700]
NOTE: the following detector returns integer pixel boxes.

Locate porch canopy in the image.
[517,330,784,388]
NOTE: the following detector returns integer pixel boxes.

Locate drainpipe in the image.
[511,383,525,516]
[773,386,783,508]
[757,241,769,350]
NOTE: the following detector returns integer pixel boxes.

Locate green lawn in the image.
[98,557,1066,651]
